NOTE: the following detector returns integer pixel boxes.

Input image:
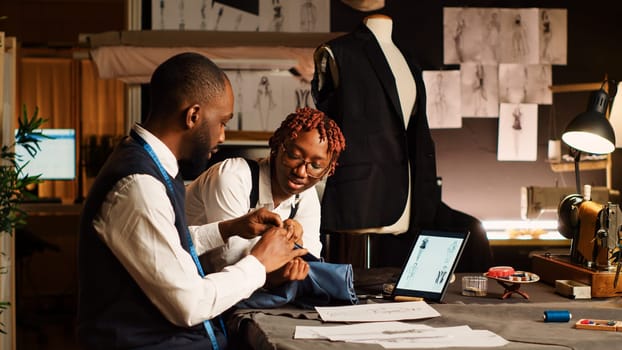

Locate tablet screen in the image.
[393,229,469,302]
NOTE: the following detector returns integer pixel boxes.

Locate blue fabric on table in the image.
[236,261,359,309]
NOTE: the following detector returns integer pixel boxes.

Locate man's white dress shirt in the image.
[92,124,266,327]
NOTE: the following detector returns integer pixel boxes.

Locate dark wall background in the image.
[329,0,622,220]
[2,0,621,220]
[0,0,125,47]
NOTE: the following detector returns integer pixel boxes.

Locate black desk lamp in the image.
[561,87,616,194]
[558,85,617,263]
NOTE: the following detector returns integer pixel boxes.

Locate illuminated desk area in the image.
[228,269,622,350]
[483,219,570,246]
[483,220,571,272]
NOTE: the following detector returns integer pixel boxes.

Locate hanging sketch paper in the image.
[152,0,206,30]
[499,64,552,104]
[525,64,552,104]
[498,64,527,104]
[245,71,279,131]
[443,7,502,64]
[207,2,260,31]
[497,103,538,161]
[445,7,554,65]
[460,63,499,117]
[152,0,259,30]
[539,8,567,65]
[225,70,244,131]
[497,8,539,64]
[259,0,330,33]
[423,70,462,128]
[227,70,314,131]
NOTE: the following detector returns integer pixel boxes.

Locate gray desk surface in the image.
[228,268,622,350]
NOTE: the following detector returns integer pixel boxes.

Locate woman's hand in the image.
[283,219,304,246]
[264,257,309,288]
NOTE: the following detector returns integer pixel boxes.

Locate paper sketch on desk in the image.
[315,301,440,322]
[295,321,433,340]
[295,322,508,348]
[366,329,509,348]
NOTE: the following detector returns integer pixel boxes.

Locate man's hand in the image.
[250,226,307,273]
[264,257,309,288]
[283,219,303,246]
[218,207,283,240]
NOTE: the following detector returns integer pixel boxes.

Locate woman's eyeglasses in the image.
[280,144,330,179]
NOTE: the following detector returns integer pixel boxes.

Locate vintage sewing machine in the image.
[532,192,622,297]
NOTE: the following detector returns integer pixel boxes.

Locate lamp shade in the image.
[561,89,616,154]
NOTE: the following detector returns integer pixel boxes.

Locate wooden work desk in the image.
[227,268,622,350]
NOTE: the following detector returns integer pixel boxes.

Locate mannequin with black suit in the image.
[311,14,493,272]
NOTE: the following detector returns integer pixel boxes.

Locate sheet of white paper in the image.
[367,329,509,348]
[330,325,470,342]
[295,322,508,348]
[294,321,432,340]
[315,301,441,322]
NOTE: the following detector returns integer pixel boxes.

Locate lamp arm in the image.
[572,148,582,194]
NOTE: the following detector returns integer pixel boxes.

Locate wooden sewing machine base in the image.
[532,253,622,298]
[494,280,530,299]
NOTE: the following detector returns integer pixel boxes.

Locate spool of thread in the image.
[543,310,572,322]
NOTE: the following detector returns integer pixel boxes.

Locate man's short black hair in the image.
[148,52,228,120]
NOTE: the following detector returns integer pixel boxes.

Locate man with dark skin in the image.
[77,52,306,350]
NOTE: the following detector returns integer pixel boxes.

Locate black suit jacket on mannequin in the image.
[311,23,493,272]
[312,23,440,232]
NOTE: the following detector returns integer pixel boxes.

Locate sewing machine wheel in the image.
[558,194,584,239]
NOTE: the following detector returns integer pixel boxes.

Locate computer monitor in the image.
[14,128,77,180]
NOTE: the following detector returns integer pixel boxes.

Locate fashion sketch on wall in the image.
[226,69,315,131]
[525,64,552,105]
[497,8,539,64]
[499,63,552,105]
[423,70,462,129]
[443,7,502,64]
[498,63,527,104]
[152,0,259,30]
[539,8,567,65]
[259,0,329,32]
[497,103,538,161]
[151,0,329,32]
[206,1,260,31]
[443,7,566,65]
[460,63,499,117]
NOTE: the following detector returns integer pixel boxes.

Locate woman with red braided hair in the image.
[185,107,345,287]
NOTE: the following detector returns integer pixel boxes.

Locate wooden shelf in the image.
[223,131,271,146]
[549,159,608,172]
[85,30,344,49]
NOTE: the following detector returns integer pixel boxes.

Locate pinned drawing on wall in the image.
[153,0,331,32]
[423,70,462,129]
[497,103,538,161]
[525,64,552,104]
[258,0,330,32]
[443,7,502,64]
[460,63,499,117]
[499,63,528,104]
[152,0,259,30]
[206,2,260,31]
[443,7,566,65]
[499,63,552,105]
[497,8,539,64]
[226,69,315,131]
[539,8,567,65]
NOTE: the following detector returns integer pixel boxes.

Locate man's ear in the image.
[186,104,201,129]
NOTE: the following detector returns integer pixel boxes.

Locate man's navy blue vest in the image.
[77,136,225,349]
